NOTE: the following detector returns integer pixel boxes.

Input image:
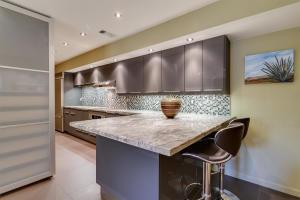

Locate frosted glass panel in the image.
[0,122,48,139]
[0,109,49,126]
[0,123,50,187]
[0,146,49,173]
[0,158,49,187]
[0,6,49,70]
[0,96,48,108]
[0,67,49,95]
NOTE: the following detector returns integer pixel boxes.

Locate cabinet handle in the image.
[70,113,76,116]
[128,92,142,94]
[64,112,70,114]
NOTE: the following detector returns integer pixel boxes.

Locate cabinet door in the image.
[162,46,184,92]
[63,108,72,133]
[184,41,203,92]
[99,64,116,82]
[143,52,162,93]
[74,71,85,86]
[74,69,93,86]
[89,68,100,84]
[202,35,229,93]
[116,57,143,94]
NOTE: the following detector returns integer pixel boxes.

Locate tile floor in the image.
[1,132,100,200]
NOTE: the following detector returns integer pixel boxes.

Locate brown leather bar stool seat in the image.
[182,123,245,200]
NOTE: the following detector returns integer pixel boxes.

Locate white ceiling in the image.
[6,0,218,64]
[65,1,300,73]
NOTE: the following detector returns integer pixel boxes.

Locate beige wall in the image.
[55,0,300,73]
[228,27,300,196]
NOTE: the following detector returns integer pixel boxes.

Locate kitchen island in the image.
[71,112,233,200]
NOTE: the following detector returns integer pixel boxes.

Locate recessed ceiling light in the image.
[186,38,194,42]
[148,48,154,52]
[114,12,122,18]
[80,32,87,37]
[62,42,69,46]
[113,58,118,62]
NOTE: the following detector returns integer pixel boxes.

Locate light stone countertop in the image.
[69,107,233,156]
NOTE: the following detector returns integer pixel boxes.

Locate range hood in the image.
[93,80,116,88]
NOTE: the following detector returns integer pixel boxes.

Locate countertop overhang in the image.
[70,108,233,156]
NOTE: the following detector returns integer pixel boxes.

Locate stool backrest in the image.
[215,123,244,157]
[230,118,250,139]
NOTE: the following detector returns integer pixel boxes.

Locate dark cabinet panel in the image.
[143,52,162,93]
[161,46,184,92]
[184,41,203,92]
[74,69,93,86]
[89,68,100,84]
[74,71,85,86]
[99,64,116,82]
[116,57,144,94]
[203,35,230,93]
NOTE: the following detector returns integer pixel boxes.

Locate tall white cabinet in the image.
[0,2,54,194]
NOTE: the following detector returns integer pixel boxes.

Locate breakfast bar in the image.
[71,112,233,200]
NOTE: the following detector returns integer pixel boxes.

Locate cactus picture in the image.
[245,49,294,84]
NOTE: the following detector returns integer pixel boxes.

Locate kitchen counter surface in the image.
[70,108,233,156]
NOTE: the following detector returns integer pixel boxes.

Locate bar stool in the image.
[182,123,244,200]
[217,118,250,200]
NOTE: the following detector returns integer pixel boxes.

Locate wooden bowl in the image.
[161,98,182,118]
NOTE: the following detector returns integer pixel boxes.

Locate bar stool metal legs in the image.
[218,163,240,200]
[202,162,212,200]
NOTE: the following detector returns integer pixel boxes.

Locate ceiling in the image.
[6,0,218,64]
[65,1,300,73]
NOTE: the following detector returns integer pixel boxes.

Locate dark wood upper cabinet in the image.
[143,52,162,93]
[202,35,230,93]
[161,46,185,92]
[184,41,203,92]
[116,57,144,94]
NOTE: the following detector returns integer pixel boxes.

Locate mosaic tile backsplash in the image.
[80,87,231,116]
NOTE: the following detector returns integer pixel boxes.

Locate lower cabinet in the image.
[63,108,122,144]
[63,108,95,144]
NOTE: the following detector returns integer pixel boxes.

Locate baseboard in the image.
[225,169,300,198]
